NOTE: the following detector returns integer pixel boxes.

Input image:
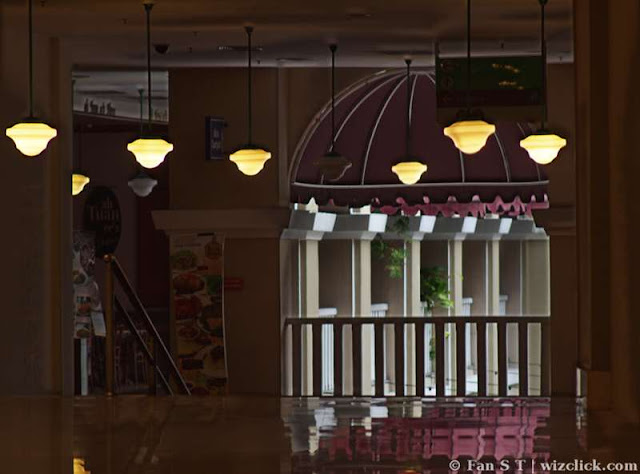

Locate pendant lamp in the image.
[314,44,352,181]
[71,82,90,196]
[520,0,566,165]
[229,26,272,176]
[128,171,158,197]
[6,0,57,157]
[126,1,173,169]
[443,0,495,155]
[129,90,158,197]
[392,58,427,185]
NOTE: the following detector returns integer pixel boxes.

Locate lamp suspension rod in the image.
[540,0,548,129]
[145,2,153,131]
[138,88,144,135]
[405,58,412,157]
[466,0,471,114]
[28,0,34,117]
[246,26,254,144]
[330,44,337,151]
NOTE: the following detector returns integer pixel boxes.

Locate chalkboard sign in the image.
[83,186,121,257]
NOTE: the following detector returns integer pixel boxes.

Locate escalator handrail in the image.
[105,254,191,395]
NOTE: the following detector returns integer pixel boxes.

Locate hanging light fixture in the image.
[71,81,90,196]
[128,89,159,197]
[5,0,57,157]
[128,171,158,197]
[520,0,566,165]
[126,1,173,169]
[392,58,427,185]
[229,26,272,176]
[443,0,495,155]
[314,44,352,181]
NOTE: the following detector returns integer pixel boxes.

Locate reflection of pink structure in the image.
[302,401,551,472]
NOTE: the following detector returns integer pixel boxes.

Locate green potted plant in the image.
[371,215,411,278]
[420,266,454,314]
[420,266,454,365]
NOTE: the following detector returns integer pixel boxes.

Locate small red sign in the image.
[224,277,243,291]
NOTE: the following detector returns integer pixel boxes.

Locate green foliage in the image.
[420,266,454,312]
[371,215,411,279]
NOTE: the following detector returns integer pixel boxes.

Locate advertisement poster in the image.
[170,233,226,395]
[72,231,106,339]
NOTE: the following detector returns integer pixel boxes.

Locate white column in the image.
[486,239,501,394]
[448,240,464,393]
[405,240,421,395]
[522,239,550,395]
[299,239,319,395]
[353,239,373,395]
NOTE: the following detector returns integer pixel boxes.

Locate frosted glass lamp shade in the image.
[391,161,428,185]
[127,137,173,169]
[443,120,495,155]
[72,173,90,196]
[6,121,57,157]
[520,132,567,165]
[229,146,272,176]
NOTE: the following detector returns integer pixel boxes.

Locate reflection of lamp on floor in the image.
[74,458,90,474]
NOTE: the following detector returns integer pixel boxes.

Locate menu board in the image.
[72,231,105,339]
[170,233,226,395]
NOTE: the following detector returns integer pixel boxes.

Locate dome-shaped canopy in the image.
[290,70,548,217]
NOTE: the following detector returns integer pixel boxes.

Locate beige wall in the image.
[0,7,73,395]
[170,68,280,210]
[319,240,352,316]
[463,241,487,314]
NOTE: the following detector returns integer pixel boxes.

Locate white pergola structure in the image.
[281,208,550,397]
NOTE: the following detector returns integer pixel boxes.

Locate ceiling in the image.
[3,0,573,68]
[3,0,572,113]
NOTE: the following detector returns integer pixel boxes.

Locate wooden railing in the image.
[104,255,190,396]
[283,316,550,398]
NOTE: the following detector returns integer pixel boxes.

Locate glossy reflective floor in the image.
[0,396,638,473]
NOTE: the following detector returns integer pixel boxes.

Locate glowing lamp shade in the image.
[74,458,90,474]
[520,132,567,165]
[391,161,427,185]
[443,120,495,155]
[127,138,173,169]
[229,147,272,176]
[72,174,90,196]
[6,122,57,157]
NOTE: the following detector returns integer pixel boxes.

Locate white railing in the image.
[319,307,338,395]
[283,315,551,398]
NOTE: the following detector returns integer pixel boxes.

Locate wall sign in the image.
[205,116,227,160]
[82,186,121,258]
[436,55,543,123]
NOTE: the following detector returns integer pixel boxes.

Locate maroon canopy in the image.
[289,70,548,217]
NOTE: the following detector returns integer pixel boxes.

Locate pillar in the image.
[0,7,73,395]
[487,239,500,394]
[353,239,372,395]
[405,239,422,395]
[448,240,464,393]
[299,239,319,394]
[574,0,640,423]
[522,239,550,395]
